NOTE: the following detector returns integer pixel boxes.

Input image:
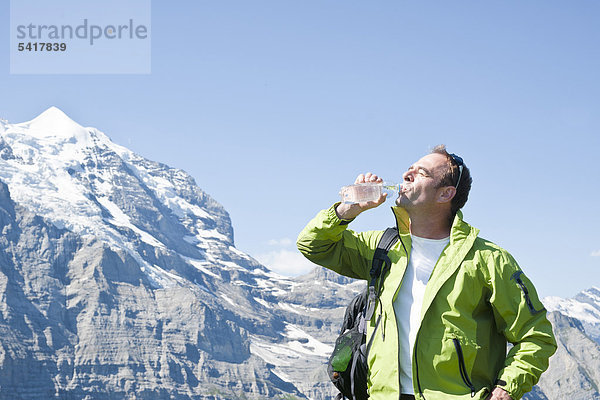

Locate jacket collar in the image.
[391,206,411,235]
[391,207,479,242]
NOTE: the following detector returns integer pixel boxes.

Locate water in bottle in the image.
[340,182,401,204]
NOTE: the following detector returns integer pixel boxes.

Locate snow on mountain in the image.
[19,106,91,142]
[544,286,600,346]
[544,287,600,326]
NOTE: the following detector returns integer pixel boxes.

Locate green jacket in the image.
[297,204,557,400]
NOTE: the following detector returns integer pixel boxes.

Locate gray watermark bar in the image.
[10,0,151,74]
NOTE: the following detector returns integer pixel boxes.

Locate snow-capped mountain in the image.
[1,106,234,287]
[521,289,600,400]
[0,107,360,399]
[545,287,600,344]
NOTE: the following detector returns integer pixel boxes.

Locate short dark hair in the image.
[431,144,472,217]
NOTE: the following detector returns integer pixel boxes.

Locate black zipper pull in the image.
[380,300,385,341]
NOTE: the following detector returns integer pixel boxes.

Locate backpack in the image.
[327,227,399,400]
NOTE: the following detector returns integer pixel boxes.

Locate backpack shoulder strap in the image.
[364,227,398,321]
[369,227,399,282]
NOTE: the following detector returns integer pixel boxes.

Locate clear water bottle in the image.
[340,182,401,204]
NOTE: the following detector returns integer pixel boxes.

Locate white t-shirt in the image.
[393,234,450,394]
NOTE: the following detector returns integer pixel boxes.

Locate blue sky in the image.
[1,1,598,298]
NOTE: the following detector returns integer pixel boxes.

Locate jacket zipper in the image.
[511,271,543,315]
[414,336,426,399]
[452,338,476,397]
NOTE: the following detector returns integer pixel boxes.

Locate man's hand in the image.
[335,172,387,220]
[485,387,513,400]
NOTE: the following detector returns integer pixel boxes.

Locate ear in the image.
[437,186,456,204]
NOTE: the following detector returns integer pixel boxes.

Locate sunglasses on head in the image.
[449,153,463,190]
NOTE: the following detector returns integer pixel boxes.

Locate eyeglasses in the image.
[449,153,464,190]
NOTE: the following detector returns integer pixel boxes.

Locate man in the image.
[297,145,556,400]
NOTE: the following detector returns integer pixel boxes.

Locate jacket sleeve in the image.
[486,251,557,400]
[296,203,379,280]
